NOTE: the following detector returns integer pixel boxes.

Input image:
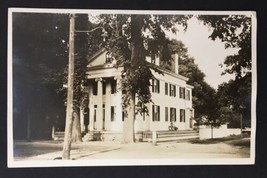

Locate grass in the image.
[226,138,250,148]
[189,134,250,148]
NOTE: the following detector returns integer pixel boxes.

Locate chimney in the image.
[171,53,179,74]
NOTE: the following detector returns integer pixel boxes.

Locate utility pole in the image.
[62,14,75,160]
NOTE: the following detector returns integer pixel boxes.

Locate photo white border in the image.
[7,8,257,168]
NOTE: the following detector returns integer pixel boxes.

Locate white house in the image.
[80,49,194,140]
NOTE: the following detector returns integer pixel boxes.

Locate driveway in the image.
[13,138,250,161]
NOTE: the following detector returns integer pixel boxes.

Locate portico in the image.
[79,49,194,141]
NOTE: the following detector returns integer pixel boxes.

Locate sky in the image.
[89,14,239,89]
[170,17,239,89]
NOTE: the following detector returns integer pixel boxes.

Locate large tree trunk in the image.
[72,110,82,143]
[122,15,144,143]
[123,91,136,143]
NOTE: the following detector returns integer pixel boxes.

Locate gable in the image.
[87,49,107,67]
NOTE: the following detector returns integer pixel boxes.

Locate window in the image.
[170,108,176,122]
[102,104,105,129]
[102,81,106,95]
[103,104,105,121]
[169,84,176,97]
[106,52,113,63]
[165,83,168,95]
[151,56,155,64]
[180,87,185,99]
[111,80,117,94]
[185,89,190,100]
[94,105,97,122]
[165,107,168,122]
[180,109,185,122]
[93,81,97,95]
[111,106,115,121]
[152,105,160,121]
[152,79,160,93]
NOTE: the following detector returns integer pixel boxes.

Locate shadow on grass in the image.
[189,134,250,148]
[227,138,250,148]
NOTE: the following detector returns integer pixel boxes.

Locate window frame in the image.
[111,106,115,121]
[169,84,176,97]
[180,87,185,99]
[152,79,160,93]
[170,107,176,122]
[180,109,186,122]
[152,105,160,122]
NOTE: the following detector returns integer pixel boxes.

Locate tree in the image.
[170,39,218,127]
[198,15,252,127]
[62,14,106,159]
[216,73,251,127]
[198,15,252,78]
[13,13,69,139]
[96,14,191,143]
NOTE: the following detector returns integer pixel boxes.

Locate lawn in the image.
[189,134,250,148]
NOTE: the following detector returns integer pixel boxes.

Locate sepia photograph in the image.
[7,8,257,167]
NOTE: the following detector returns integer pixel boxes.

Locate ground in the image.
[12,135,250,162]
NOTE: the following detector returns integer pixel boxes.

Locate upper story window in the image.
[185,89,190,100]
[152,79,160,93]
[165,82,168,95]
[105,52,113,63]
[169,84,176,97]
[151,56,156,64]
[179,87,185,99]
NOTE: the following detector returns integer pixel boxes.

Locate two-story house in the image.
[80,48,194,141]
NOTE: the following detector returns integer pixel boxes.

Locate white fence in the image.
[199,124,241,140]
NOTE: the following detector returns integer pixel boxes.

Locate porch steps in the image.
[142,130,199,142]
[82,131,101,142]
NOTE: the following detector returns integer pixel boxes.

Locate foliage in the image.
[198,15,252,127]
[72,14,104,112]
[174,39,219,126]
[97,14,192,114]
[13,13,69,138]
[216,73,251,126]
[198,15,252,78]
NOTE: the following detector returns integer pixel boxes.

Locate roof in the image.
[88,48,106,62]
[87,49,190,82]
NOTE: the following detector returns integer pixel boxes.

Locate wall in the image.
[199,124,241,139]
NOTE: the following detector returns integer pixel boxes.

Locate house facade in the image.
[80,49,194,138]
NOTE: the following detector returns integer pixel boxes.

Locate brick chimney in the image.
[171,52,179,74]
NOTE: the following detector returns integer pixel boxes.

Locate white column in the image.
[80,107,84,132]
[114,76,123,131]
[96,78,103,130]
[105,81,111,131]
[88,85,94,131]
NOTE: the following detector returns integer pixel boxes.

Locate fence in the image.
[199,124,241,139]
